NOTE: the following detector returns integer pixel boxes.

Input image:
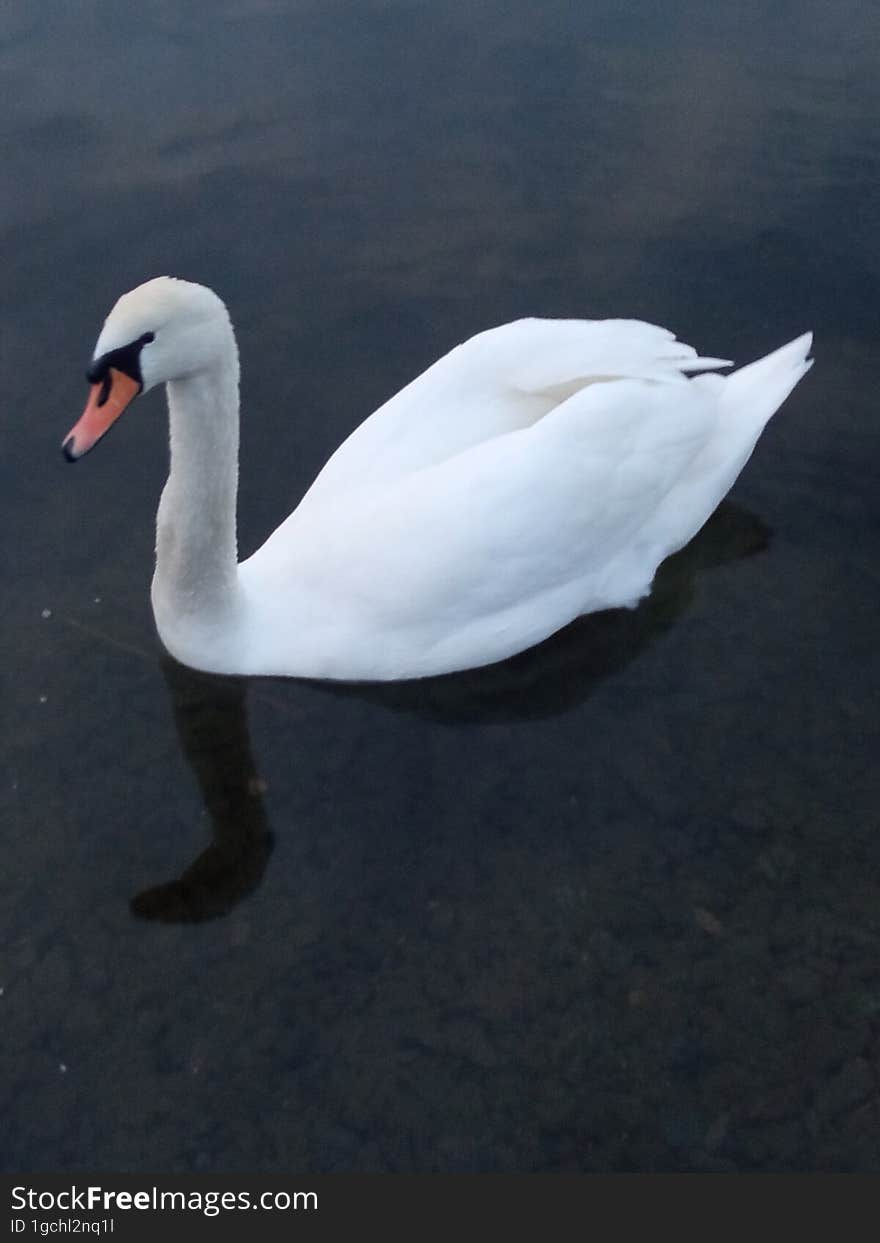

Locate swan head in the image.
[62,276,235,461]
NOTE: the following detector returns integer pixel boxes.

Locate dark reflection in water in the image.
[131,660,273,923]
[149,501,766,922]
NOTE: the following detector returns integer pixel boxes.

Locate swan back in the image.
[300,317,732,509]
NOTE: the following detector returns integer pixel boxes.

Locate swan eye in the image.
[86,331,156,386]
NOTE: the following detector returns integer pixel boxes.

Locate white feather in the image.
[71,278,813,680]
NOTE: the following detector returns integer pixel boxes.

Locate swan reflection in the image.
[131,661,273,922]
[134,500,767,921]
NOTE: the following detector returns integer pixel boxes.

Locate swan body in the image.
[64,278,812,681]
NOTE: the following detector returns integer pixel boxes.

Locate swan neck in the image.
[154,354,241,626]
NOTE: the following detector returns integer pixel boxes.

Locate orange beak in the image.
[62,367,141,461]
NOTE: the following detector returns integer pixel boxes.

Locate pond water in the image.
[2,0,879,1172]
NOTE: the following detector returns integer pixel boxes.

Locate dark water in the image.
[3,0,879,1172]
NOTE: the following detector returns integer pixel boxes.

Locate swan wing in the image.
[245,374,722,677]
[298,318,730,507]
[242,332,811,680]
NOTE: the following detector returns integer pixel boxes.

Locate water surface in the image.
[2,0,879,1172]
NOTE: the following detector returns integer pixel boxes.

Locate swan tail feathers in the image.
[721,332,813,427]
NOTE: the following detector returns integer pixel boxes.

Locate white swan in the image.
[62,277,812,680]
